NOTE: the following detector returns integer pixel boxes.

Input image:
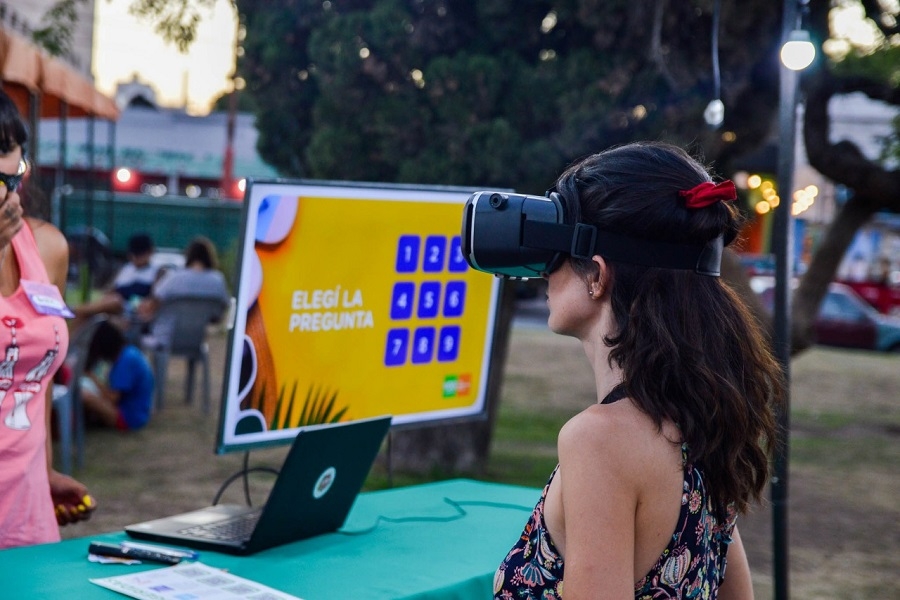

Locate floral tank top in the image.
[493,392,737,599]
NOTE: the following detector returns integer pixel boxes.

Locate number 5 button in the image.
[417,282,441,319]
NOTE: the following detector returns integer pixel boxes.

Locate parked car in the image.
[835,279,900,317]
[759,282,900,353]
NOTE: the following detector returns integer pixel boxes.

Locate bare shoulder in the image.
[24,217,69,287]
[25,217,68,258]
[558,399,677,477]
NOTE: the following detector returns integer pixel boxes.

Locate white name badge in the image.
[21,279,75,318]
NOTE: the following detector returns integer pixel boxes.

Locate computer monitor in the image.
[215,180,503,453]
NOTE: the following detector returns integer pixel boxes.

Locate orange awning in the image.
[0,25,119,121]
[0,25,40,91]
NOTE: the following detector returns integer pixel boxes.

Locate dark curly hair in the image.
[86,321,126,371]
[0,90,27,156]
[555,141,784,517]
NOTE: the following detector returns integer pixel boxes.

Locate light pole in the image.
[772,1,815,598]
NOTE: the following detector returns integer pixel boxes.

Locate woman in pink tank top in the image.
[0,90,96,548]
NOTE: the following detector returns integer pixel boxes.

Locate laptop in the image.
[124,415,392,555]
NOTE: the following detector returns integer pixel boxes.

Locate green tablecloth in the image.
[1,479,539,599]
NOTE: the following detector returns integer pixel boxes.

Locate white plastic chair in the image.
[140,296,228,414]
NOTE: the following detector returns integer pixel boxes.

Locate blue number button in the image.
[443,281,466,317]
[411,327,436,364]
[384,329,409,366]
[396,235,420,273]
[417,281,441,319]
[390,282,415,320]
[448,236,468,272]
[437,326,461,362]
[422,236,447,273]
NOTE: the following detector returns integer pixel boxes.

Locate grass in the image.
[58,325,898,599]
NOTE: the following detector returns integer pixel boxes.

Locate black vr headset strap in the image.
[522,220,723,276]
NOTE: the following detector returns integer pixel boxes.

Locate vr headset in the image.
[461,191,724,279]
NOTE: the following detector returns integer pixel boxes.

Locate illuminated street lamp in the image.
[771,2,815,599]
[781,29,816,71]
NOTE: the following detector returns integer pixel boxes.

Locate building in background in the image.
[1,4,269,257]
[37,77,277,201]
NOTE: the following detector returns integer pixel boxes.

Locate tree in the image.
[114,0,899,472]
[127,0,220,52]
[238,0,783,192]
[789,2,900,350]
[234,0,899,343]
[32,0,89,59]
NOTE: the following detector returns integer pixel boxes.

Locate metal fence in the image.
[55,190,244,256]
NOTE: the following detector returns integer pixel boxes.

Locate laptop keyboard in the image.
[177,510,262,541]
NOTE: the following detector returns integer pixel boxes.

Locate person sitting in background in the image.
[136,236,230,323]
[72,233,159,328]
[80,321,153,431]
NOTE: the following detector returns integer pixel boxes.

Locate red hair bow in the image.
[679,180,737,209]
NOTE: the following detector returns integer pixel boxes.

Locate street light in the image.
[771,2,815,599]
[781,29,816,71]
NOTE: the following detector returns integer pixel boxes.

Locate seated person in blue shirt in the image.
[72,233,159,327]
[80,321,154,431]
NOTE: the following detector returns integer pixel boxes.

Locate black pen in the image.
[88,541,182,565]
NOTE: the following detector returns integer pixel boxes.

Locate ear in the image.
[586,255,609,299]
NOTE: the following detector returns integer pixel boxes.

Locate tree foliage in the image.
[47,0,900,470]
[235,0,786,193]
[128,0,219,53]
[32,0,89,59]
[789,1,900,350]
[122,1,900,350]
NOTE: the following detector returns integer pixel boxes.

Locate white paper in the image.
[89,561,304,600]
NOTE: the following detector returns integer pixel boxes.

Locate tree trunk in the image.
[790,70,900,351]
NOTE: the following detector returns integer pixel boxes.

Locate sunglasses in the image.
[0,159,27,192]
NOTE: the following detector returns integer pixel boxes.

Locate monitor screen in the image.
[215,180,503,453]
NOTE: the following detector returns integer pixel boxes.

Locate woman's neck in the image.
[581,337,624,405]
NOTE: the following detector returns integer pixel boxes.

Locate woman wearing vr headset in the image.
[493,142,784,598]
[0,89,96,548]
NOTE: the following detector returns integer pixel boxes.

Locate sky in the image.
[92,0,238,115]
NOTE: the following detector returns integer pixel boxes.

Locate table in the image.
[1,479,540,599]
